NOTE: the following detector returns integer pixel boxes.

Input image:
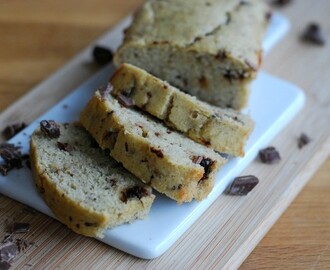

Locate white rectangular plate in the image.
[0,13,303,259]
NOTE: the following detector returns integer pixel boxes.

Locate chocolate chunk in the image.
[1,123,27,140]
[259,146,281,164]
[192,156,215,181]
[301,23,325,46]
[40,120,60,139]
[99,83,113,100]
[84,222,97,227]
[227,175,259,195]
[8,223,30,234]
[0,164,11,176]
[271,0,292,7]
[0,144,23,171]
[298,133,311,149]
[121,186,150,203]
[14,239,32,253]
[200,157,215,181]
[0,241,18,265]
[150,147,164,158]
[57,142,75,153]
[117,94,135,107]
[92,45,113,65]
[192,156,204,164]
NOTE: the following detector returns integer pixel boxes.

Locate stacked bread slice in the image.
[30,122,155,237]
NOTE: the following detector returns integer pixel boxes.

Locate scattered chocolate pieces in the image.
[259,146,281,164]
[227,175,259,196]
[0,143,24,176]
[1,123,27,140]
[8,223,30,234]
[271,0,292,7]
[121,186,150,203]
[301,23,326,46]
[0,241,18,267]
[117,94,135,107]
[40,120,60,139]
[0,222,33,269]
[57,142,75,153]
[92,45,113,65]
[298,133,311,149]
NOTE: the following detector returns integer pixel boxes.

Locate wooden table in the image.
[0,1,329,269]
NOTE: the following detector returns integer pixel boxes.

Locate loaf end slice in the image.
[80,92,227,203]
[30,122,155,238]
[110,63,254,157]
[113,0,269,109]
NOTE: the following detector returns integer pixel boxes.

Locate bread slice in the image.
[110,63,254,157]
[30,121,155,238]
[80,91,227,203]
[113,0,269,110]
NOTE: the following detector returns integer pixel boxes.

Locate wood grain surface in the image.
[0,0,329,269]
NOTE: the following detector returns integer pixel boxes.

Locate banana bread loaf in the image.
[110,63,254,157]
[113,0,269,110]
[80,90,227,203]
[30,121,155,238]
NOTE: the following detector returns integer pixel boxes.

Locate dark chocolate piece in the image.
[9,223,30,234]
[40,120,60,139]
[121,186,150,203]
[1,123,27,140]
[298,133,311,149]
[301,23,325,46]
[271,0,292,7]
[57,142,75,153]
[192,156,215,181]
[99,83,113,100]
[117,94,135,107]
[150,147,164,158]
[92,45,113,65]
[227,175,259,196]
[0,241,18,266]
[259,146,281,164]
[14,239,32,253]
[0,143,23,170]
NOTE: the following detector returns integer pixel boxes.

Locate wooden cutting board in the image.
[0,0,329,269]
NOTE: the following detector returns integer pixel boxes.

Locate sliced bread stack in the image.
[30,122,155,237]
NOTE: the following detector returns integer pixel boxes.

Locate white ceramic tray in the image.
[0,13,303,259]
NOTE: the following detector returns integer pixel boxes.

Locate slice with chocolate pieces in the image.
[227,175,259,196]
[80,91,227,203]
[30,122,155,237]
